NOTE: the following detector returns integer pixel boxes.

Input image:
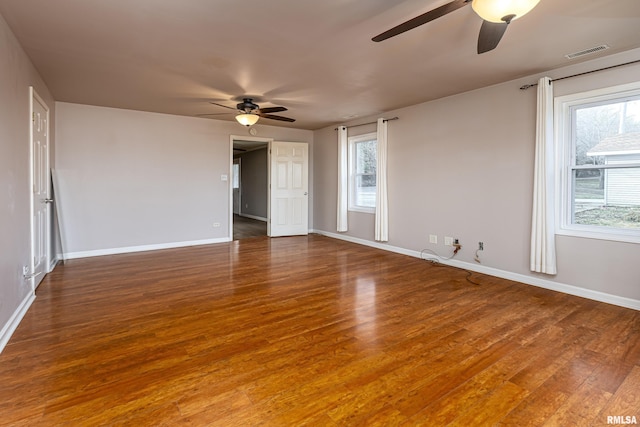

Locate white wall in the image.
[0,13,55,350]
[55,103,312,257]
[313,48,640,308]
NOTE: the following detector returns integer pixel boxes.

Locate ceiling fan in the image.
[200,97,295,126]
[372,0,540,54]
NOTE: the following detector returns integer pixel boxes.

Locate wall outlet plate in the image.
[429,234,437,244]
[444,236,453,246]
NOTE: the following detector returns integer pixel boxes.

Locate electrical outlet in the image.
[429,234,437,244]
[478,241,484,251]
[22,266,29,276]
[213,223,220,228]
[444,236,453,246]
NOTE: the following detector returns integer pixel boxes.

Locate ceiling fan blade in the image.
[196,112,232,117]
[257,106,287,114]
[372,0,470,42]
[257,113,296,123]
[209,101,237,111]
[477,20,509,54]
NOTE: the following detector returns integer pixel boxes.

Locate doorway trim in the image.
[29,87,52,290]
[229,135,273,241]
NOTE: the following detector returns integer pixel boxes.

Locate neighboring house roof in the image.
[587,132,640,156]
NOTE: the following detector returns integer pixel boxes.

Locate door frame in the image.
[29,87,52,290]
[229,135,273,240]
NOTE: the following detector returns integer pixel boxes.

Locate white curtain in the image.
[337,126,348,232]
[530,77,557,274]
[375,118,389,242]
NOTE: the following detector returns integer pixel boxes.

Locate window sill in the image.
[556,226,640,244]
[348,207,375,214]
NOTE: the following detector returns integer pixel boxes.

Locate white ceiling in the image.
[1,0,639,130]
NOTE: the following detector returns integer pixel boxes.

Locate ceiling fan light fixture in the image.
[235,113,259,126]
[471,0,540,23]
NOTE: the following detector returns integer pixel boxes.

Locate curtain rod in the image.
[334,117,399,131]
[519,59,640,90]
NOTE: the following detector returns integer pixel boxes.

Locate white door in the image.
[269,141,309,237]
[30,88,50,289]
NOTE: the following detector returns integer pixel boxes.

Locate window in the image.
[232,162,240,189]
[348,132,377,212]
[556,82,640,243]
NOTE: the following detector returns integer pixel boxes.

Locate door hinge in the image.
[32,112,35,123]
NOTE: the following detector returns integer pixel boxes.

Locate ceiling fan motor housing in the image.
[237,98,260,112]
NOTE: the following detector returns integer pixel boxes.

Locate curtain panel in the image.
[337,126,348,232]
[375,118,389,242]
[530,76,557,274]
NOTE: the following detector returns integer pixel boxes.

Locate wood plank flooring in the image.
[233,215,267,240]
[0,235,638,426]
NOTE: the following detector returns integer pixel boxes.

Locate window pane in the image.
[356,140,377,174]
[570,95,640,233]
[232,164,240,189]
[574,169,604,200]
[355,174,376,207]
[348,134,377,211]
[572,167,640,229]
[575,99,640,166]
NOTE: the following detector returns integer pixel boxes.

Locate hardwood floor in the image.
[233,214,267,240]
[1,235,638,426]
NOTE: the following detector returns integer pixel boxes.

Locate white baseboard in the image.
[312,230,640,311]
[62,237,231,260]
[0,292,35,354]
[238,213,267,222]
[49,257,59,272]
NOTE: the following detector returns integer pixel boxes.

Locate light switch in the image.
[221,174,228,181]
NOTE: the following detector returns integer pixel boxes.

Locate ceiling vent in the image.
[565,44,610,60]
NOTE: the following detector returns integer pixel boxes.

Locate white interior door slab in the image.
[30,88,50,288]
[269,141,308,237]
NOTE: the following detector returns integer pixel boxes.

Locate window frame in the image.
[348,132,377,213]
[555,81,640,244]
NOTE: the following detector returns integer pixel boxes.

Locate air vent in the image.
[565,45,610,60]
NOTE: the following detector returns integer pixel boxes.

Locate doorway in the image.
[229,136,310,240]
[230,136,271,240]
